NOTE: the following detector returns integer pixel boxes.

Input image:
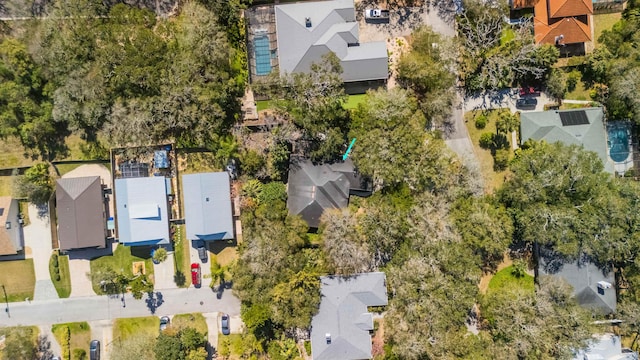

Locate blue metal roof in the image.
[182,172,234,241]
[115,177,170,246]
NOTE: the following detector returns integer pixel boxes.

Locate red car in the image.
[191,263,201,288]
[519,86,541,97]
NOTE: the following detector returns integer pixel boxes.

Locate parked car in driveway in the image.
[89,340,100,360]
[516,97,538,110]
[519,86,541,97]
[221,314,230,335]
[191,263,201,288]
[197,242,208,263]
[160,316,170,331]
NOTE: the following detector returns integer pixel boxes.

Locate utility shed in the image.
[115,177,169,246]
[56,176,106,250]
[311,272,388,360]
[182,172,234,241]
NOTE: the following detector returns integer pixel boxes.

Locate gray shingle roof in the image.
[56,176,106,250]
[538,251,616,314]
[520,107,614,173]
[287,159,365,228]
[274,0,388,83]
[115,177,169,246]
[311,272,388,360]
[182,172,234,241]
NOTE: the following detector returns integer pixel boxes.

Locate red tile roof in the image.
[548,0,592,18]
[534,0,592,45]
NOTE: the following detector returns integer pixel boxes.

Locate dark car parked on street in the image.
[89,340,100,360]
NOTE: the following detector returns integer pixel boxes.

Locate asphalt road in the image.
[1,287,240,327]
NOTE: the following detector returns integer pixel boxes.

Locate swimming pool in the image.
[608,126,630,163]
[254,35,272,76]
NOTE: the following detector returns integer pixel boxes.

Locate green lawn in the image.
[256,100,274,112]
[464,109,514,194]
[343,94,367,110]
[0,177,12,197]
[49,252,72,298]
[52,322,91,360]
[54,163,84,176]
[564,78,592,101]
[0,326,39,360]
[173,225,191,288]
[89,244,155,294]
[113,317,160,341]
[0,259,35,302]
[487,265,535,294]
[171,313,208,335]
[594,13,621,48]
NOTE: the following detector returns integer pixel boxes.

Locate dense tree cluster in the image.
[588,1,640,123]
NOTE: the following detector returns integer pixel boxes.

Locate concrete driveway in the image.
[190,241,212,288]
[23,204,58,301]
[89,319,113,360]
[153,245,177,290]
[463,89,553,113]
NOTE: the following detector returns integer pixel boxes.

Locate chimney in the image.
[305,17,312,28]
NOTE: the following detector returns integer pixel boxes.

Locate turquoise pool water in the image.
[254,35,272,76]
[608,127,630,163]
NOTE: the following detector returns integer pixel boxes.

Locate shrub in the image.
[493,149,510,171]
[55,273,61,282]
[304,340,312,355]
[60,325,70,360]
[512,260,527,278]
[52,254,59,267]
[567,70,581,92]
[479,132,494,149]
[257,182,287,205]
[73,348,87,360]
[239,149,266,178]
[475,115,487,129]
[153,248,168,263]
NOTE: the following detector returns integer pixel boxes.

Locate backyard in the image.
[0,259,35,302]
[464,109,515,193]
[256,94,367,112]
[89,244,155,294]
[594,12,621,48]
[487,265,535,295]
[52,322,91,360]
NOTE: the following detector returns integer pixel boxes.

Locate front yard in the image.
[171,313,208,335]
[89,244,155,294]
[464,109,515,193]
[113,316,160,341]
[49,252,72,298]
[0,259,35,302]
[52,322,91,360]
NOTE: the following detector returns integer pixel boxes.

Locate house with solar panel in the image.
[246,0,388,92]
[182,172,234,242]
[520,107,615,173]
[56,176,107,251]
[114,177,170,246]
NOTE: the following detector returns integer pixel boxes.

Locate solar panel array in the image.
[559,110,590,127]
[119,162,149,179]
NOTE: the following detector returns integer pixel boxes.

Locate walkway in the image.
[39,325,62,357]
[23,204,58,301]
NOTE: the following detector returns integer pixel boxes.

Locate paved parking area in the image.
[153,247,177,290]
[89,320,113,360]
[190,241,212,288]
[23,204,58,301]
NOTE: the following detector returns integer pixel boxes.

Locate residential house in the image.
[114,177,170,246]
[0,197,22,256]
[311,272,388,360]
[573,333,638,360]
[56,177,107,251]
[537,250,616,314]
[274,0,388,90]
[510,0,593,55]
[182,172,234,242]
[287,159,370,228]
[520,107,614,173]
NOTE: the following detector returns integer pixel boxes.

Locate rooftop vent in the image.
[325,333,331,344]
[305,17,312,28]
[597,281,612,290]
